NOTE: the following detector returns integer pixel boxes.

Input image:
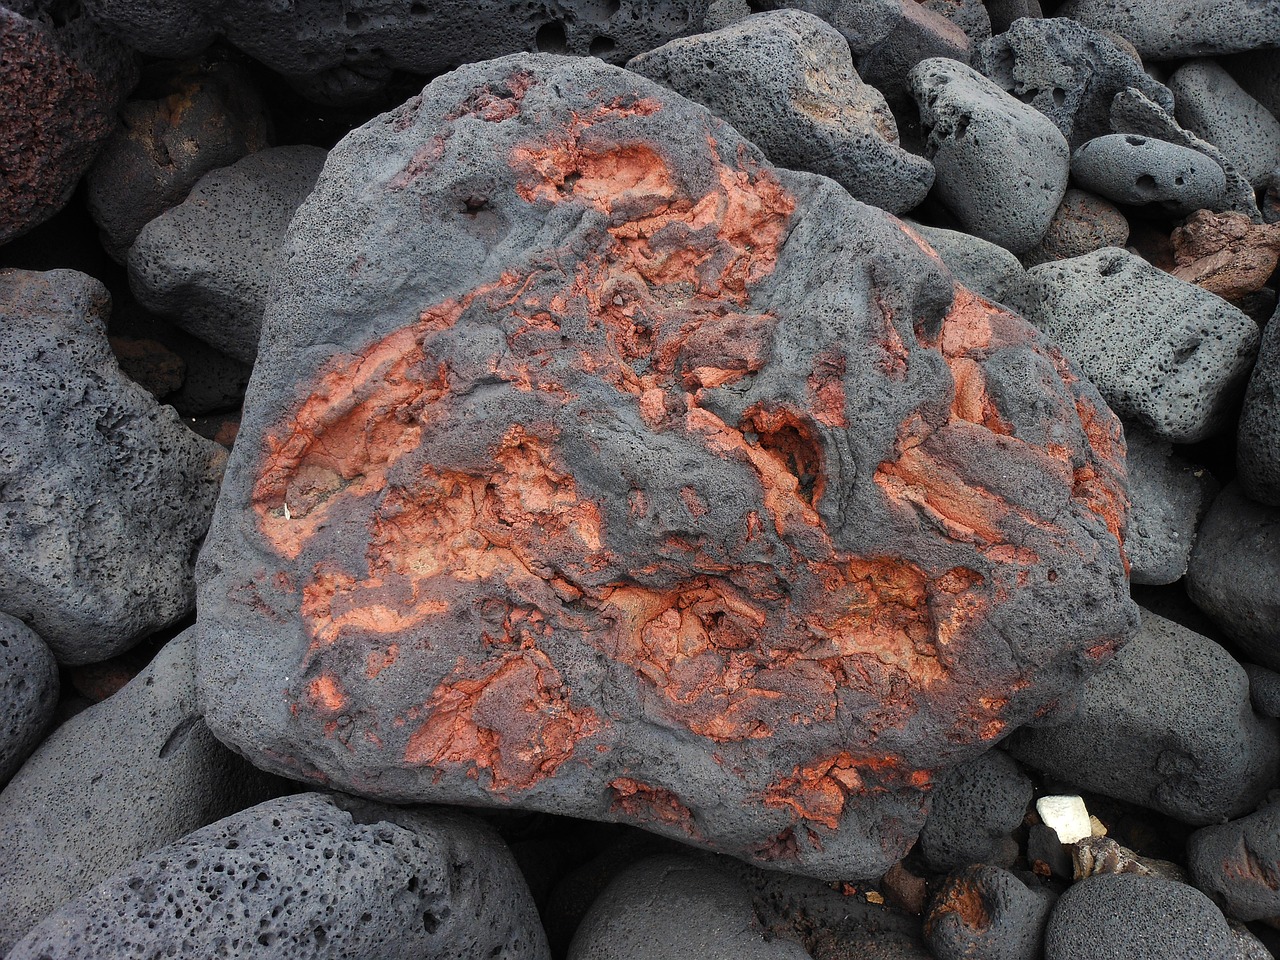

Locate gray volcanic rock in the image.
[908,222,1029,307]
[195,54,1137,881]
[1169,60,1280,188]
[1071,134,1227,216]
[1245,664,1280,719]
[1238,307,1280,506]
[1188,801,1280,923]
[0,630,280,954]
[1187,484,1280,672]
[1020,188,1129,267]
[909,57,1069,253]
[925,865,1052,960]
[129,145,328,363]
[1019,248,1259,444]
[1055,0,1280,59]
[1124,423,1218,585]
[0,613,58,786]
[1044,874,1237,960]
[986,0,1042,34]
[920,0,990,44]
[86,56,273,263]
[627,11,934,214]
[918,750,1032,872]
[1224,49,1280,122]
[975,17,1173,150]
[7,792,549,960]
[0,269,227,663]
[80,0,710,104]
[0,3,137,244]
[1007,609,1280,826]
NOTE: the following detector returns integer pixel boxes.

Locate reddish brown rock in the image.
[1170,209,1280,303]
[196,54,1137,879]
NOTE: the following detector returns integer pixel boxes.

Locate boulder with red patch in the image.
[196,54,1137,880]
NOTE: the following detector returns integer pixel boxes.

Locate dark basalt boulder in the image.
[196,54,1137,881]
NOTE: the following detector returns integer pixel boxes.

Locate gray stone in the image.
[1189,802,1280,923]
[907,220,1029,305]
[0,613,58,787]
[628,11,934,214]
[706,0,751,29]
[1043,874,1237,960]
[1224,50,1280,122]
[921,0,990,44]
[1246,664,1280,719]
[1123,422,1219,585]
[1230,922,1276,960]
[1238,307,1280,506]
[925,865,1052,960]
[1019,248,1259,443]
[919,750,1033,873]
[129,145,327,363]
[1187,483,1280,672]
[0,629,280,954]
[975,17,1173,150]
[909,57,1069,253]
[0,269,228,663]
[985,0,1042,34]
[1071,133,1227,216]
[1170,60,1280,188]
[1020,188,1129,267]
[7,792,550,960]
[1007,609,1280,826]
[1054,0,1280,59]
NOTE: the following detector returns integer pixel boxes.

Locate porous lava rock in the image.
[918,749,1032,872]
[1071,134,1227,217]
[1188,801,1280,923]
[1055,0,1280,59]
[1239,308,1280,506]
[0,269,228,663]
[924,864,1052,960]
[1020,188,1129,268]
[6,792,550,960]
[908,222,1029,308]
[1171,210,1280,304]
[196,54,1137,880]
[0,612,58,786]
[920,0,990,44]
[1169,59,1280,189]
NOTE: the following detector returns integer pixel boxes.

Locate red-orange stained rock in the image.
[762,753,918,830]
[609,777,700,836]
[307,673,347,713]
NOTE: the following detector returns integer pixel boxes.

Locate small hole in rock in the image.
[535,20,568,53]
[1125,135,1146,146]
[1134,174,1158,193]
[589,35,616,57]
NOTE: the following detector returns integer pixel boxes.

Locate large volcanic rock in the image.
[196,54,1137,880]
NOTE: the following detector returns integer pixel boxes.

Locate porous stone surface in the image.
[0,3,136,244]
[908,221,1028,307]
[0,269,228,663]
[129,145,328,363]
[1240,310,1280,506]
[1071,134,1227,216]
[1189,801,1280,923]
[909,57,1069,254]
[0,629,280,954]
[1007,609,1280,826]
[1170,60,1280,188]
[1019,248,1259,444]
[1245,664,1280,719]
[985,0,1042,34]
[1224,49,1280,122]
[1171,210,1280,303]
[974,16,1172,150]
[918,749,1033,872]
[1123,423,1218,586]
[1043,874,1237,960]
[86,56,273,263]
[0,612,59,786]
[195,54,1137,881]
[626,10,934,214]
[920,0,990,44]
[7,791,549,960]
[1020,188,1128,267]
[80,0,710,104]
[924,864,1052,960]
[1187,484,1280,672]
[1055,0,1280,59]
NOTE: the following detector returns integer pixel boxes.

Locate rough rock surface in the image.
[1020,188,1128,268]
[196,54,1136,880]
[80,0,710,104]
[7,792,549,960]
[910,57,1068,254]
[1170,210,1280,303]
[974,16,1173,150]
[1239,308,1280,506]
[1055,0,1280,59]
[129,145,328,363]
[924,864,1052,960]
[1245,664,1280,719]
[908,222,1028,307]
[1224,49,1280,122]
[627,10,934,214]
[86,56,273,263]
[0,630,280,954]
[0,269,228,663]
[1071,134,1227,217]
[1186,484,1280,671]
[1007,609,1279,826]
[918,749,1032,872]
[0,4,136,244]
[1043,874,1238,960]
[985,0,1042,34]
[1188,801,1280,923]
[921,0,990,44]
[1019,248,1259,444]
[1169,60,1280,188]
[0,612,59,786]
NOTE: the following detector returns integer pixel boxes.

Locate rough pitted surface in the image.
[1056,0,1280,59]
[924,864,1052,960]
[918,749,1032,872]
[1187,484,1280,672]
[1043,874,1237,960]
[627,10,934,214]
[975,17,1173,151]
[1171,210,1280,303]
[80,0,709,104]
[129,145,328,363]
[0,630,280,954]
[196,54,1136,880]
[985,0,1042,34]
[1169,60,1280,188]
[1239,309,1280,505]
[1188,801,1280,923]
[0,269,228,663]
[7,792,549,960]
[1020,188,1128,268]
[1008,609,1279,826]
[909,57,1069,254]
[920,0,990,44]
[0,4,136,244]
[1224,49,1280,122]
[908,222,1029,308]
[1071,134,1227,217]
[1019,248,1259,444]
[0,612,58,786]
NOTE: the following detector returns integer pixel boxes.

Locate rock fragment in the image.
[918,750,1032,872]
[1239,309,1280,506]
[1054,0,1280,59]
[1188,801,1280,923]
[920,0,990,44]
[1020,188,1129,267]
[924,864,1052,960]
[1170,210,1280,303]
[1169,59,1280,188]
[1071,134,1227,217]
[908,221,1029,306]
[0,613,58,786]
[985,0,1042,34]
